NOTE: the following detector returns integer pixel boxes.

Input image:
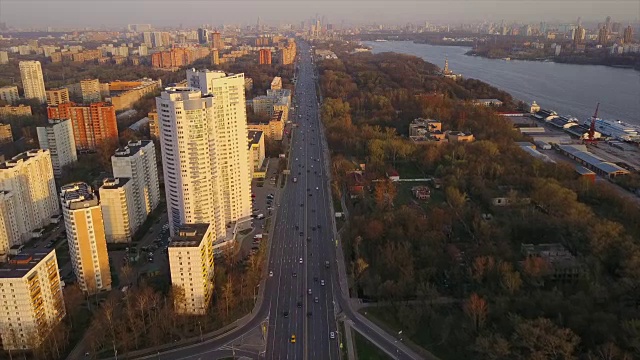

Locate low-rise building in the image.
[106,78,162,111]
[0,250,66,350]
[248,130,265,178]
[0,105,32,117]
[168,224,215,315]
[472,98,504,107]
[247,110,285,141]
[409,118,441,137]
[346,171,365,198]
[520,243,587,283]
[446,131,475,143]
[412,186,431,200]
[557,144,629,178]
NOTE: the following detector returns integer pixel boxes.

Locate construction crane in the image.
[586,102,600,143]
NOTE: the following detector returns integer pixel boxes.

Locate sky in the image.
[0,0,638,29]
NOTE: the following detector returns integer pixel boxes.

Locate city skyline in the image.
[1,1,639,28]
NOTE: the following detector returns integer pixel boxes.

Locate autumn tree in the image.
[464,293,488,333]
[510,316,581,360]
[374,179,397,210]
[474,333,511,360]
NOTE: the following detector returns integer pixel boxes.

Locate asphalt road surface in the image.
[264,41,339,360]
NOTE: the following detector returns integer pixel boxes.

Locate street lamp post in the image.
[198,321,203,342]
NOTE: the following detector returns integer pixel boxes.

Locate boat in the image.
[582,118,640,142]
[502,57,511,61]
[374,39,388,42]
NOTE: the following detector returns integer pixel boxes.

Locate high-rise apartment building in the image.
[623,25,634,44]
[60,182,111,294]
[197,28,209,44]
[80,79,101,104]
[181,70,251,226]
[0,86,20,105]
[0,249,66,350]
[142,32,153,47]
[259,49,272,65]
[279,40,296,65]
[598,26,609,45]
[211,49,220,66]
[211,31,222,50]
[0,191,19,257]
[0,51,8,65]
[168,224,214,315]
[0,123,12,144]
[148,110,159,140]
[111,140,160,228]
[156,87,226,238]
[45,88,70,106]
[0,150,59,242]
[36,119,77,177]
[47,102,118,151]
[19,61,47,103]
[99,178,137,243]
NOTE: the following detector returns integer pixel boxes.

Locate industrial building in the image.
[557,144,629,178]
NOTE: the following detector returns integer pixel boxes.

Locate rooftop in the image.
[521,243,581,268]
[558,144,629,175]
[100,177,131,190]
[169,223,211,248]
[113,140,153,158]
[0,249,54,279]
[248,130,263,148]
[0,149,47,170]
[60,182,99,209]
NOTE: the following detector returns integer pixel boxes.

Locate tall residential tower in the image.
[19,61,47,103]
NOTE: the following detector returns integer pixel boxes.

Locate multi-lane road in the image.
[128,40,427,360]
[265,40,339,360]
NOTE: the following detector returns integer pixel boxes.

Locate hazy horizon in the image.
[1,0,639,29]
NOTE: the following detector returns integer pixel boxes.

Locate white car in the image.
[299,257,303,264]
[330,331,335,339]
[269,271,273,277]
[321,279,325,286]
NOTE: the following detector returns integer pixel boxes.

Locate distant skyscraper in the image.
[211,31,222,50]
[197,28,209,44]
[605,16,612,31]
[623,25,634,44]
[60,182,111,294]
[19,61,46,103]
[259,48,272,64]
[598,26,609,45]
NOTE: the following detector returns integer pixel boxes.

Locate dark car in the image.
[283,311,289,318]
[297,301,302,308]
[307,311,312,317]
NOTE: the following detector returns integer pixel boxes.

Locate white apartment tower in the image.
[99,178,137,243]
[60,182,111,294]
[185,69,252,224]
[0,191,19,257]
[0,150,60,242]
[19,61,47,103]
[156,87,226,238]
[36,119,78,177]
[168,224,214,314]
[111,140,160,229]
[0,249,66,350]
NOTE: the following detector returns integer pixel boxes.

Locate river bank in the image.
[363,41,640,126]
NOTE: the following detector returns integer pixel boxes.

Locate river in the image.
[363,41,640,126]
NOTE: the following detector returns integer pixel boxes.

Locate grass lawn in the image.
[395,162,426,179]
[354,331,392,360]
